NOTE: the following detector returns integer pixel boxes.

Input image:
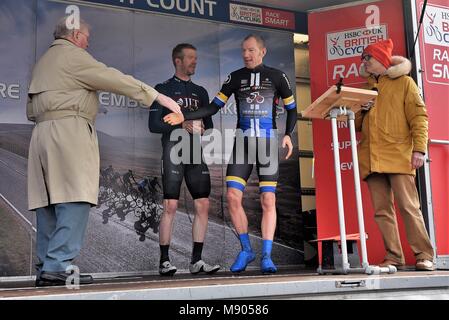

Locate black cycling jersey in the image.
[184,64,297,138]
[148,75,213,141]
[148,76,212,200]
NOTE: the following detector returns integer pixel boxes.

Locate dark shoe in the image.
[159,261,177,276]
[36,271,94,287]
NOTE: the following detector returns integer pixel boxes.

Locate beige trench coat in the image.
[27,39,159,210]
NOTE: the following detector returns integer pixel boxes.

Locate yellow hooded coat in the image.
[356,56,428,180]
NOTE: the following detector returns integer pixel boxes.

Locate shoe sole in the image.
[36,280,94,286]
[416,267,435,271]
[36,278,94,286]
[261,269,277,274]
[204,267,220,274]
[230,264,252,273]
[379,264,407,271]
[159,269,177,276]
[35,280,65,287]
[191,266,221,275]
[230,257,256,273]
[261,263,277,274]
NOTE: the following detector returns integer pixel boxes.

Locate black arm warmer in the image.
[285,107,297,137]
[184,102,220,120]
[148,102,176,134]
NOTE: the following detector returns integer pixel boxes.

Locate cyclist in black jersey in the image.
[149,44,220,276]
[164,35,297,274]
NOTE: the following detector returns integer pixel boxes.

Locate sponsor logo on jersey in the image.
[176,97,200,110]
[224,74,232,84]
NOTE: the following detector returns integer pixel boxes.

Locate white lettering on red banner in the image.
[263,8,295,30]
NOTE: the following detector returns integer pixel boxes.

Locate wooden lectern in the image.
[301,84,377,120]
[302,84,396,275]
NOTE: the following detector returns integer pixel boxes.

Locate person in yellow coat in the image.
[356,38,434,271]
[27,16,182,286]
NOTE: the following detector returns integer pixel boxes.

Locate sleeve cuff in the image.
[141,83,159,107]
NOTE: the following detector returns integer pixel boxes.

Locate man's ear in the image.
[261,48,267,57]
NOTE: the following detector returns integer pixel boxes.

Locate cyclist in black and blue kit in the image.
[164,35,297,274]
[149,43,220,276]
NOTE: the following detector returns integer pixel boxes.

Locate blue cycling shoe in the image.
[230,250,256,273]
[261,256,277,274]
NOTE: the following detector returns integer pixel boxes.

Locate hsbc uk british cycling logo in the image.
[423,5,449,47]
[326,25,387,60]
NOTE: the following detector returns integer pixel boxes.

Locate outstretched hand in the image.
[282,135,293,160]
[156,93,182,114]
[163,112,185,126]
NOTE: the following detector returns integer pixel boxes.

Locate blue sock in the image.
[262,239,273,258]
[261,240,277,273]
[239,233,252,252]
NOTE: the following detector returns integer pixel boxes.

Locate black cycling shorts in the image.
[226,136,279,193]
[161,140,211,200]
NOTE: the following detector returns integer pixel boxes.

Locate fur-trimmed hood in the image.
[359,55,412,79]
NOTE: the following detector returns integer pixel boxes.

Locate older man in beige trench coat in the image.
[27,17,183,287]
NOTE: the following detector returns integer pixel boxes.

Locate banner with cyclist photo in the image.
[0,0,301,277]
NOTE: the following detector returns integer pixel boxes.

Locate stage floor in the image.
[1,266,449,300]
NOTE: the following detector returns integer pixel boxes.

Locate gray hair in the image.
[53,16,89,40]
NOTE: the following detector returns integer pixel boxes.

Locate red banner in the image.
[308,0,415,264]
[262,8,295,30]
[416,0,449,255]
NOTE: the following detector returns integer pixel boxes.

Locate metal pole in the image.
[347,110,368,268]
[330,108,350,271]
[426,138,449,267]
[429,139,449,145]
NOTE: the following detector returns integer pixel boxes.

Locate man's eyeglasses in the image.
[361,54,372,62]
[78,31,89,39]
[72,30,89,40]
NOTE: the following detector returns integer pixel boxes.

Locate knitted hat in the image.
[363,39,393,69]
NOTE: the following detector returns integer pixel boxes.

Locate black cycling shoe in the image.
[35,271,94,287]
